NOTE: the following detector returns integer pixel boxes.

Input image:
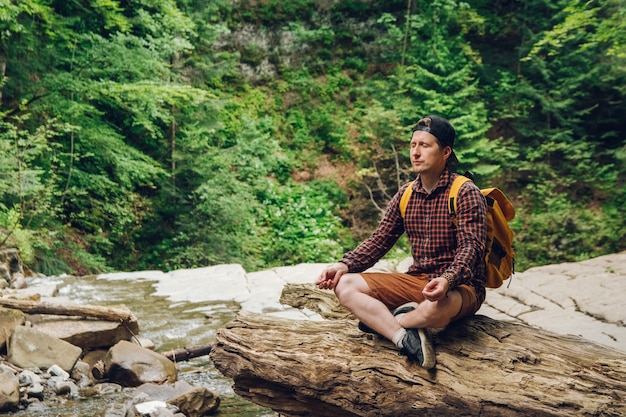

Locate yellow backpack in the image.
[399,175,515,288]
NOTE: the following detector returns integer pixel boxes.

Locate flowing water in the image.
[8,272,276,417]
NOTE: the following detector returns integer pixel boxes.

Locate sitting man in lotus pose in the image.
[315,115,487,369]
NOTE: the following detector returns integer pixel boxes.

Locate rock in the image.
[479,251,626,351]
[105,340,178,387]
[10,272,27,289]
[47,376,79,398]
[29,315,140,349]
[7,325,82,372]
[0,265,9,284]
[17,369,45,400]
[0,307,25,348]
[0,248,23,275]
[117,392,184,417]
[47,364,70,379]
[25,382,44,400]
[167,386,220,417]
[70,360,92,387]
[134,400,172,415]
[134,380,196,401]
[17,369,42,386]
[132,336,156,350]
[0,365,20,411]
[135,381,220,417]
[80,382,122,397]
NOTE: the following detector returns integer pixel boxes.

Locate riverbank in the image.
[97,252,626,351]
[1,251,624,416]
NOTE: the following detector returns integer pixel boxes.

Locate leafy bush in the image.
[258,180,353,266]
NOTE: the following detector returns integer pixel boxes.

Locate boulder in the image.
[0,307,25,348]
[0,297,140,349]
[167,386,220,417]
[105,340,177,387]
[29,315,139,349]
[0,366,20,412]
[136,380,221,417]
[7,325,82,372]
[480,252,626,351]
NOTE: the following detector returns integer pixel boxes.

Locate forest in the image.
[1,0,624,276]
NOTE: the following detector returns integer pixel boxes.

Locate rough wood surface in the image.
[279,283,352,320]
[210,284,626,417]
[0,298,137,323]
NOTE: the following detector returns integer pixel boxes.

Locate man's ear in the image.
[443,146,452,159]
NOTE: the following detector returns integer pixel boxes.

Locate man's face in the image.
[409,130,451,175]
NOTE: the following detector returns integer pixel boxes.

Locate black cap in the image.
[412,115,458,164]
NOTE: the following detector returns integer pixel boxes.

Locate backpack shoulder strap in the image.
[399,181,415,218]
[448,175,472,218]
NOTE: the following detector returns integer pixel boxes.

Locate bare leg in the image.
[334,273,444,369]
[398,291,463,329]
[333,273,401,340]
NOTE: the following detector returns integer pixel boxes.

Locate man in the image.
[315,115,487,369]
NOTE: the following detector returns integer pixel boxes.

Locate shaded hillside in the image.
[0,0,624,275]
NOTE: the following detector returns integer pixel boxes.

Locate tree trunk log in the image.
[210,284,626,417]
[161,344,213,362]
[0,298,136,323]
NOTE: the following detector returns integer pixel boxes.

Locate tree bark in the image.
[210,284,626,417]
[0,298,137,323]
[161,344,213,362]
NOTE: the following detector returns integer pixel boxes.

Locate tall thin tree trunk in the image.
[0,59,6,104]
[401,0,412,66]
[170,118,176,195]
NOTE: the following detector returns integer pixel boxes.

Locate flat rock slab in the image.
[8,326,82,372]
[95,253,626,352]
[29,316,139,349]
[479,251,626,351]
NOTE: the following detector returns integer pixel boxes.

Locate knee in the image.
[420,290,463,328]
[418,301,453,329]
[333,273,362,304]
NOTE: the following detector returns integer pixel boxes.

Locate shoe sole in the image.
[400,328,436,369]
[417,327,436,369]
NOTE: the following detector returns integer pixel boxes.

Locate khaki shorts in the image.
[361,272,482,322]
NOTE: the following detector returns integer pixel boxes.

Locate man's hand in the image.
[315,262,349,290]
[422,277,449,302]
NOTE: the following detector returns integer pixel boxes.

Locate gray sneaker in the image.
[392,302,419,322]
[399,328,436,369]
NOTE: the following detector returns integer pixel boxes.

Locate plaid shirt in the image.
[341,168,487,293]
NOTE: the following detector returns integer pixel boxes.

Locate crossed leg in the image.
[333,272,463,337]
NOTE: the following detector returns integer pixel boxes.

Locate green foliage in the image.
[1,0,625,276]
[0,204,36,264]
[0,114,67,228]
[236,0,317,22]
[257,180,352,267]
[513,184,626,271]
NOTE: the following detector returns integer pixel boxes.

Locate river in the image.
[7,266,311,417]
